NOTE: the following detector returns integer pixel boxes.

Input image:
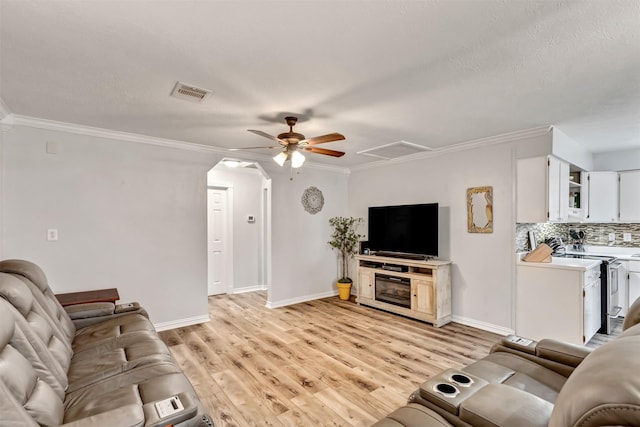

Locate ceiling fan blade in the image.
[299,132,345,145]
[229,145,281,151]
[302,146,345,157]
[247,129,286,145]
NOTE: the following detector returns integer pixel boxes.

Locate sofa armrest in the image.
[60,404,144,427]
[491,336,587,378]
[495,335,538,355]
[459,383,552,427]
[372,403,454,427]
[115,302,141,314]
[535,339,592,368]
[67,302,149,328]
[141,392,198,427]
[65,302,115,319]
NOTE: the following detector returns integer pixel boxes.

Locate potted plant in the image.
[328,216,364,300]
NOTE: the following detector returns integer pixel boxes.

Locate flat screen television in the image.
[367,203,438,258]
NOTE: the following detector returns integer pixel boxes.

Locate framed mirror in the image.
[467,186,493,233]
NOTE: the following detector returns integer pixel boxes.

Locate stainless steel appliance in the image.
[556,253,621,334]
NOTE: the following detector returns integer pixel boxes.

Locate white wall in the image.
[264,164,350,307]
[208,166,264,291]
[2,125,215,328]
[593,148,640,171]
[349,134,549,333]
[551,127,594,171]
[1,121,352,325]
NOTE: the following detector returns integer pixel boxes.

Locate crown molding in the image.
[6,114,350,174]
[350,125,552,172]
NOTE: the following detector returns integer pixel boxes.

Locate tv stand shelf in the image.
[355,254,452,327]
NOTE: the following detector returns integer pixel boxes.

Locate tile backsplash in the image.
[516,223,640,252]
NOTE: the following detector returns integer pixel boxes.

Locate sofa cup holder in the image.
[449,373,473,387]
[434,383,460,398]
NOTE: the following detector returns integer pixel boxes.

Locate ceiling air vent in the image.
[357,141,433,160]
[170,81,212,103]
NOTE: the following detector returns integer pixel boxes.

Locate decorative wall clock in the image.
[301,186,324,214]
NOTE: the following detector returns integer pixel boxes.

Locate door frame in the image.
[207,183,234,295]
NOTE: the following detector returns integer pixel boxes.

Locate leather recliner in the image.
[373,296,640,427]
[0,259,213,426]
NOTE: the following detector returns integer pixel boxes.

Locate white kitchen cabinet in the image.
[586,172,619,223]
[619,170,640,222]
[619,261,629,317]
[517,257,601,345]
[629,260,640,308]
[583,277,601,343]
[517,156,569,223]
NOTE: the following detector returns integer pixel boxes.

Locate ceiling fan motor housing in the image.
[277,132,305,144]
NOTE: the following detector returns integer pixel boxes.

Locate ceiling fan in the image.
[231,116,345,168]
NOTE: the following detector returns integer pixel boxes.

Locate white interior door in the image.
[208,188,228,295]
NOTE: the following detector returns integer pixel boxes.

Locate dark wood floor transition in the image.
[159,292,503,426]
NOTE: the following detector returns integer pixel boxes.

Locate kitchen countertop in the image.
[517,253,601,271]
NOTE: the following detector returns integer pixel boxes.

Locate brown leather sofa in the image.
[374,297,640,427]
[0,259,213,427]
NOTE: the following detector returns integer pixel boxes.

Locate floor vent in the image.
[170,81,212,103]
[357,141,433,160]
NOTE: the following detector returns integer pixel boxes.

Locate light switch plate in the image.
[47,229,58,241]
[608,233,616,242]
[624,233,632,242]
[46,141,58,154]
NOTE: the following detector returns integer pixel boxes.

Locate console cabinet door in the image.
[358,269,375,299]
[412,279,434,316]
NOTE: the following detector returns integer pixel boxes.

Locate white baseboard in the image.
[266,289,339,309]
[232,284,267,294]
[452,315,514,336]
[153,314,210,332]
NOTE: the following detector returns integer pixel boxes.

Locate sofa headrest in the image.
[0,259,49,292]
[548,334,640,427]
[0,273,34,317]
[623,295,640,331]
[0,300,15,349]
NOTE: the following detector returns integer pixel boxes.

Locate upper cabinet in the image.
[517,155,640,224]
[585,172,619,223]
[517,156,569,223]
[619,170,640,222]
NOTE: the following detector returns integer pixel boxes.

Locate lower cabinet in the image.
[412,279,435,316]
[629,271,640,309]
[358,269,375,299]
[355,255,451,327]
[517,261,601,345]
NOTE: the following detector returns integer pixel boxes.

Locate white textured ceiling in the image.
[1,0,639,167]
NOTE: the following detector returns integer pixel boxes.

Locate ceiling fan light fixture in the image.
[222,159,241,168]
[273,151,288,167]
[291,151,305,168]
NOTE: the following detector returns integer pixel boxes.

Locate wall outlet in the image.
[47,229,58,241]
[608,233,616,242]
[624,233,632,242]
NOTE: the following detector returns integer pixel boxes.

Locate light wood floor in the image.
[159,292,502,427]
